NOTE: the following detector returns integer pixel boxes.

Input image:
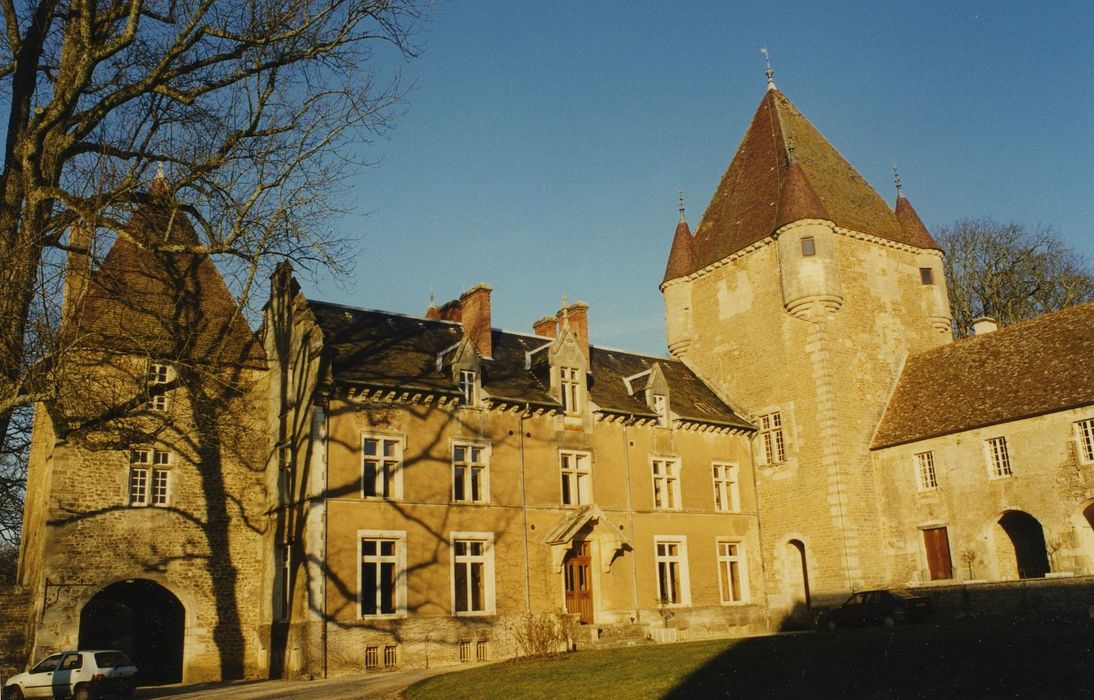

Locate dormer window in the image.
[652,393,668,427]
[459,369,479,407]
[560,367,581,414]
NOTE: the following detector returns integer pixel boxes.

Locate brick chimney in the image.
[533,316,557,338]
[459,283,493,359]
[972,316,998,336]
[557,301,590,365]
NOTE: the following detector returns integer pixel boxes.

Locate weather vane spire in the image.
[761,47,776,91]
[677,190,686,223]
[892,160,904,197]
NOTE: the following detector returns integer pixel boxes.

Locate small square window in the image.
[919,268,934,285]
[364,646,378,669]
[800,237,816,257]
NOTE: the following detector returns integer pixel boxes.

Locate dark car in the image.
[816,589,932,630]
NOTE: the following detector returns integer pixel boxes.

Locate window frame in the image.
[914,451,937,491]
[560,366,581,415]
[361,434,404,501]
[276,542,292,621]
[652,393,669,427]
[651,457,681,511]
[559,450,592,506]
[800,236,816,257]
[129,448,171,507]
[1076,418,1094,464]
[459,369,479,407]
[712,462,740,512]
[357,529,407,619]
[450,531,496,616]
[653,535,691,607]
[985,436,1012,479]
[452,441,490,504]
[919,267,935,285]
[716,539,749,604]
[146,362,172,412]
[758,412,786,465]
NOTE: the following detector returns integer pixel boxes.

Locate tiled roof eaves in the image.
[335,377,461,397]
[871,400,1094,450]
[677,415,755,430]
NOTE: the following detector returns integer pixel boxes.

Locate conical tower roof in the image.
[661,218,696,286]
[74,184,265,367]
[774,160,829,230]
[689,89,936,274]
[894,192,942,250]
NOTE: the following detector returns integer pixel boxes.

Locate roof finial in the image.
[677,190,686,223]
[428,291,436,307]
[761,47,776,91]
[560,295,570,325]
[892,160,904,197]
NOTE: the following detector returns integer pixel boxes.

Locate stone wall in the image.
[909,575,1094,621]
[0,586,32,677]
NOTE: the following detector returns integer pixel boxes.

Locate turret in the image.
[774,161,843,318]
[895,190,952,337]
[661,195,695,357]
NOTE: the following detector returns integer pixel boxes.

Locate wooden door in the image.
[923,527,953,580]
[564,541,593,624]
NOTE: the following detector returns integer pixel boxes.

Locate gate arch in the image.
[79,579,185,685]
[995,510,1050,579]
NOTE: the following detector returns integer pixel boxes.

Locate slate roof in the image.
[74,186,265,367]
[307,300,752,428]
[872,302,1094,449]
[678,89,939,280]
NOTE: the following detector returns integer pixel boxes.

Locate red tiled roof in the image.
[689,90,937,274]
[72,191,265,367]
[661,219,695,286]
[872,302,1094,449]
[894,193,942,251]
[774,161,828,230]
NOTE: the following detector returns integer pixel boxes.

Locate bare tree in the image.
[936,218,1094,337]
[0,0,426,451]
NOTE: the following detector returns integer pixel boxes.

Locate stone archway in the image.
[996,511,1050,579]
[79,579,185,685]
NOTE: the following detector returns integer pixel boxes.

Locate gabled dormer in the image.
[623,363,672,427]
[437,335,484,407]
[549,315,588,417]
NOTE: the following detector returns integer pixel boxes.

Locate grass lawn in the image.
[406,617,1094,699]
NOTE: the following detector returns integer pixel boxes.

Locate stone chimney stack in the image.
[557,301,590,365]
[533,316,557,338]
[62,223,93,323]
[972,316,998,336]
[459,283,493,359]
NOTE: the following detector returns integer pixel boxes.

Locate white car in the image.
[3,650,137,700]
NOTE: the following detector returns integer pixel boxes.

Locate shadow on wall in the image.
[664,603,1094,698]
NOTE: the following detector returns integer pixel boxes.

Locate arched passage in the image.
[1084,502,1094,532]
[79,579,185,685]
[997,511,1050,579]
[783,539,811,626]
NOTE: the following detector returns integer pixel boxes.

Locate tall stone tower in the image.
[18,176,271,683]
[662,82,952,620]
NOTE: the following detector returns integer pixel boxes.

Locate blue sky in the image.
[310,1,1094,355]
